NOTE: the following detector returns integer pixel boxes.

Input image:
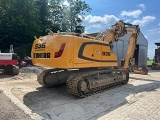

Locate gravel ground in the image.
[0,67,160,120]
[0,67,45,120]
[0,90,33,120]
[0,67,46,82]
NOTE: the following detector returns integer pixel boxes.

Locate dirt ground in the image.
[0,67,160,120]
[0,90,33,120]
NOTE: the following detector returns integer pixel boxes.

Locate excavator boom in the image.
[97,20,140,69]
[101,21,147,74]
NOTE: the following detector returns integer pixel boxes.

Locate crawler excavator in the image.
[151,43,160,70]
[31,20,144,97]
[0,45,19,75]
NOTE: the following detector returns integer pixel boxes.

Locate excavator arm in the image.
[98,20,148,74]
[100,20,139,69]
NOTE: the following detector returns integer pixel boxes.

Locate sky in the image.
[79,0,160,59]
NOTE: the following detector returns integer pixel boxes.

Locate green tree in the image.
[0,0,91,57]
[48,0,64,32]
[65,0,91,32]
[36,0,52,34]
[49,0,91,32]
[0,0,48,57]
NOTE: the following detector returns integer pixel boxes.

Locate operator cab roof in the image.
[155,43,160,46]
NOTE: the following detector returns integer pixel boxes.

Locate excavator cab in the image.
[75,25,83,34]
[151,43,160,70]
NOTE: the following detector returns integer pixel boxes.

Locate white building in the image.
[112,31,148,67]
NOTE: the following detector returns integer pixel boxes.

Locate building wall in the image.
[112,31,148,66]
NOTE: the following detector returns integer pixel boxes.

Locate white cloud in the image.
[154,39,160,42]
[83,14,119,28]
[137,4,146,10]
[149,23,160,34]
[132,16,156,26]
[148,28,160,34]
[120,10,142,18]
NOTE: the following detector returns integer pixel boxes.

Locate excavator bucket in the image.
[121,58,148,75]
[133,66,148,75]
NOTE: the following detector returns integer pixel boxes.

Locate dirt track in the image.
[0,67,160,120]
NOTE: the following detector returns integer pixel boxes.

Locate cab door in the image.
[93,43,102,67]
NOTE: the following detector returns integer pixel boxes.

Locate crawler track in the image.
[37,68,129,97]
[66,69,129,97]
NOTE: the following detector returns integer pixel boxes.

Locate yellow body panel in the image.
[31,34,118,69]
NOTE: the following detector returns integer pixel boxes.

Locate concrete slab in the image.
[0,70,160,120]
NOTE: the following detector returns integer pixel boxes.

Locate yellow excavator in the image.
[31,20,146,97]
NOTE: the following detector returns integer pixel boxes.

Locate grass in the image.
[147,60,153,66]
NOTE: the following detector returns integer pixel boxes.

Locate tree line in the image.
[0,0,91,57]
